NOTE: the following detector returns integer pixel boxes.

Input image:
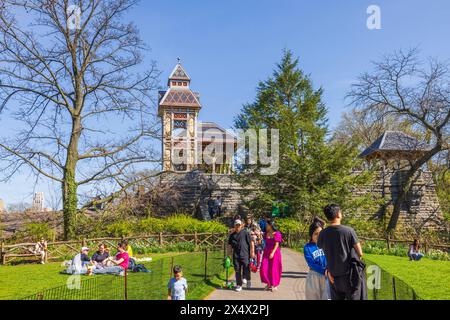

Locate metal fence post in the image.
[124,270,128,301]
[204,248,208,281]
[392,277,397,300]
[170,256,174,278]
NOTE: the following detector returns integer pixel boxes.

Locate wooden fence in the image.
[0,232,227,265]
[2,231,448,265]
[359,236,450,253]
[282,232,450,253]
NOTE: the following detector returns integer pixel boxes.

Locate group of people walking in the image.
[228,214,283,292]
[228,204,369,300]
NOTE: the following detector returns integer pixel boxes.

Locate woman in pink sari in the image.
[260,219,283,291]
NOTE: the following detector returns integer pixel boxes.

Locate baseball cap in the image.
[234,219,242,226]
[81,247,89,251]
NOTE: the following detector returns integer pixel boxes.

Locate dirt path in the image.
[207,248,308,300]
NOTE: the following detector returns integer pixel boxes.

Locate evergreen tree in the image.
[235,50,375,220]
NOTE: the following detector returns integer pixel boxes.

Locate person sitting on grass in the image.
[168,265,188,300]
[408,239,424,261]
[91,242,129,276]
[80,247,92,267]
[91,243,110,267]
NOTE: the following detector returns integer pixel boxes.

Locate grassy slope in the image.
[364,254,450,300]
[0,252,226,300]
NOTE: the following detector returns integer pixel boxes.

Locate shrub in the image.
[137,217,165,234]
[106,221,136,238]
[22,222,55,241]
[275,218,308,234]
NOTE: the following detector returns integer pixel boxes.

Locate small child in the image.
[167,265,188,300]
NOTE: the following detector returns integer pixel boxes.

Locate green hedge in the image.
[106,215,228,238]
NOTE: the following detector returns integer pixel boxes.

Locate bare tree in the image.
[348,49,450,233]
[333,109,418,150]
[0,0,161,239]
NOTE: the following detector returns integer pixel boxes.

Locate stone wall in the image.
[158,172,258,220]
[158,170,444,230]
[353,169,443,229]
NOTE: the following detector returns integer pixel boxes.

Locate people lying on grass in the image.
[167,265,188,300]
[408,239,425,261]
[91,243,110,267]
[90,242,129,276]
[34,238,47,264]
[304,218,330,300]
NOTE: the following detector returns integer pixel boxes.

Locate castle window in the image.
[178,82,182,86]
[172,81,177,86]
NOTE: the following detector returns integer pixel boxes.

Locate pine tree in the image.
[235,50,375,220]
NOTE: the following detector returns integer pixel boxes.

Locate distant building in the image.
[32,192,45,212]
[0,199,5,212]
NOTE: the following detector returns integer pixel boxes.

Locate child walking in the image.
[168,265,188,300]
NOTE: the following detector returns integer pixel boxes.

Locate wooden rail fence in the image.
[0,232,227,265]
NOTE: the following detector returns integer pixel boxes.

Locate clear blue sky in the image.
[1,0,450,207]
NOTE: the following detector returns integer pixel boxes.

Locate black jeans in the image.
[330,273,367,300]
[233,257,250,286]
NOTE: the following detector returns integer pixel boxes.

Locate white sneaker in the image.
[246,281,252,289]
[242,279,247,285]
[234,286,242,292]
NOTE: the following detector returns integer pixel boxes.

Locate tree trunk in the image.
[62,117,81,240]
[387,145,442,234]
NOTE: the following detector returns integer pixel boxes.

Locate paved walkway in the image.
[207,248,308,300]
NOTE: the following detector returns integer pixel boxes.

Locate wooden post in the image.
[386,236,391,251]
[287,231,291,248]
[194,231,198,248]
[159,232,163,246]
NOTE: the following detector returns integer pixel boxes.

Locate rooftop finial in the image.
[177,57,181,64]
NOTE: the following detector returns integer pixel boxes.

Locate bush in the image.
[275,218,308,234]
[106,221,136,238]
[137,217,166,234]
[21,222,55,241]
[105,214,227,237]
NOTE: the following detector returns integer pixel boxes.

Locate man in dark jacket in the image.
[318,204,367,300]
[228,219,251,292]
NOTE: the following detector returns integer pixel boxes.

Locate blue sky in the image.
[1,0,450,207]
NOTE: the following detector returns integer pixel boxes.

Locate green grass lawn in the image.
[364,254,450,300]
[0,251,226,300]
